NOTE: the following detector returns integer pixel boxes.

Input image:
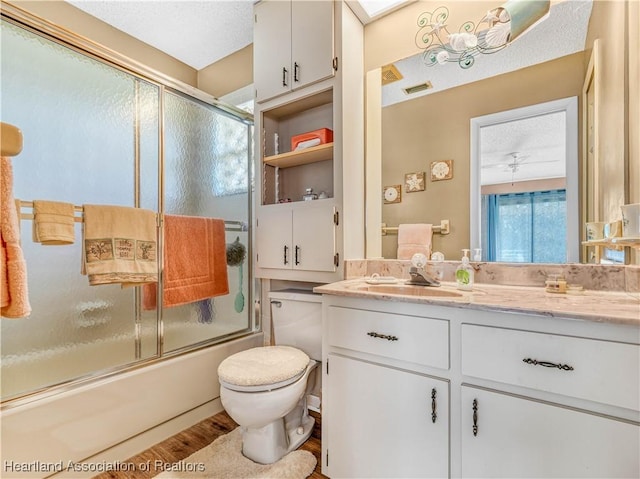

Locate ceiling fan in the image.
[483,152,531,172]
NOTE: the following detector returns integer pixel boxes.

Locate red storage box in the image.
[291,128,333,151]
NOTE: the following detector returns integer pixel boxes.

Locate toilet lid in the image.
[218,346,310,389]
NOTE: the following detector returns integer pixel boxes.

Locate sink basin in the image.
[353,284,464,298]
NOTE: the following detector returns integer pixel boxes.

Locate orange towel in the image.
[143,215,229,309]
[1,157,31,318]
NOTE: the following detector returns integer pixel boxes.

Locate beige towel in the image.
[1,157,31,318]
[82,204,158,286]
[32,200,75,245]
[143,215,229,310]
[397,223,433,260]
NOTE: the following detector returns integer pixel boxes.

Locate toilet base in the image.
[241,408,315,465]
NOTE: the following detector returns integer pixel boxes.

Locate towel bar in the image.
[381,220,450,236]
[18,200,249,231]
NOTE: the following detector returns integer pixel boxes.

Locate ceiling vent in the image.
[381,64,403,85]
[403,81,434,95]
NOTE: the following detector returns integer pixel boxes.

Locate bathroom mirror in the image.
[366,0,630,263]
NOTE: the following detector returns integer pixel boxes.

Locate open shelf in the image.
[263,142,333,168]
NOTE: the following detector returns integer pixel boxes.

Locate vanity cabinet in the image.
[323,302,451,478]
[460,322,640,478]
[256,202,337,273]
[326,354,449,478]
[253,0,335,103]
[460,385,640,478]
[320,293,640,478]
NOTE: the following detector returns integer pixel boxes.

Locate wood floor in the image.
[93,410,326,479]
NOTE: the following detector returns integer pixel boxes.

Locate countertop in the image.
[314,279,640,326]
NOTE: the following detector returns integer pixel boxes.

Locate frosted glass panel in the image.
[0,21,158,399]
[162,92,251,352]
[1,20,252,400]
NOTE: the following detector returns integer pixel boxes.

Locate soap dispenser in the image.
[455,249,474,291]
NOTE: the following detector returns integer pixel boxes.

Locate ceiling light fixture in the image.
[415,0,550,69]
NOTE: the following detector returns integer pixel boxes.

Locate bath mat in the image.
[154,428,316,479]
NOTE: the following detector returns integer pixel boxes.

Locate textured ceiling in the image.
[480,112,567,185]
[67,0,255,70]
[382,0,593,107]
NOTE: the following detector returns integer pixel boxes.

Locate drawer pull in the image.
[367,331,398,341]
[431,388,437,423]
[472,399,478,436]
[522,358,574,371]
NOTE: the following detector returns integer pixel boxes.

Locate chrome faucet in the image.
[407,266,441,286]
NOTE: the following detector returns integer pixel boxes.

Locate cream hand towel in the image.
[1,157,31,318]
[32,200,75,245]
[82,204,158,286]
[397,223,433,260]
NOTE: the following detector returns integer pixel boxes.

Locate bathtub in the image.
[0,333,263,479]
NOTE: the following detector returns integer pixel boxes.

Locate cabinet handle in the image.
[294,62,300,82]
[472,399,478,436]
[367,331,398,341]
[282,67,288,87]
[295,245,300,265]
[283,245,289,265]
[522,358,574,371]
[431,388,437,423]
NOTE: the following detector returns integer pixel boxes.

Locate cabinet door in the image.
[254,0,292,103]
[325,354,449,478]
[256,207,292,270]
[292,204,335,272]
[291,0,335,91]
[461,386,640,478]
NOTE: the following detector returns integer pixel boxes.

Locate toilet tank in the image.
[269,289,322,360]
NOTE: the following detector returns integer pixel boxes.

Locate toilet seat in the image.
[218,346,310,392]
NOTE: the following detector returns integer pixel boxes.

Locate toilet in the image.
[218,290,322,464]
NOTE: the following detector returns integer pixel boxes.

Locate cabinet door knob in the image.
[295,245,300,265]
[282,67,288,87]
[283,245,289,265]
[522,358,574,371]
[294,62,300,82]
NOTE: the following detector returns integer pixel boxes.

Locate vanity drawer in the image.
[461,324,640,411]
[327,306,449,370]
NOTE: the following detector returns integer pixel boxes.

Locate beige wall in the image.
[10,0,198,86]
[197,45,253,99]
[584,0,627,224]
[627,0,639,263]
[380,53,585,259]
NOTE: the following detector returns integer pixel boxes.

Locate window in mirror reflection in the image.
[482,189,566,263]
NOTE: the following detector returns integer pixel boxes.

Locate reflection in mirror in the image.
[470,97,579,263]
[369,0,609,263]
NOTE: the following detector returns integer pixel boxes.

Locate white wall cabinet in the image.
[253,1,364,283]
[256,202,337,273]
[254,0,335,103]
[461,386,640,478]
[325,354,449,478]
[321,294,640,478]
